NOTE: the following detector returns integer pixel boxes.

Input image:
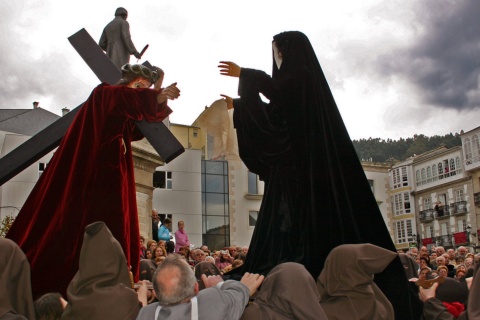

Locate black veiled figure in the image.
[228,31,422,320]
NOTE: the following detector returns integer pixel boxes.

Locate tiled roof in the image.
[0,108,60,136]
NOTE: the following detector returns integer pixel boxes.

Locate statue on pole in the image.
[99,7,142,68]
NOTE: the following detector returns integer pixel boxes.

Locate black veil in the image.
[231,31,422,319]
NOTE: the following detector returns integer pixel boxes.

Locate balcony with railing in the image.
[450,200,467,216]
[435,204,451,220]
[435,234,454,247]
[419,209,435,222]
[421,231,470,248]
[419,201,467,222]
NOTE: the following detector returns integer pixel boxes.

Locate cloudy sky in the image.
[2,0,479,140]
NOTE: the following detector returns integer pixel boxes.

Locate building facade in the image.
[388,142,479,252]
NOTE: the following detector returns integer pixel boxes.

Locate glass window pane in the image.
[224,162,228,175]
[205,216,229,234]
[205,193,226,215]
[248,172,258,194]
[249,211,258,227]
[153,171,166,188]
[205,161,224,174]
[206,175,224,193]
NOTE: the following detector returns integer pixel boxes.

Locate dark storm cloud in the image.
[0,4,103,112]
[377,0,480,111]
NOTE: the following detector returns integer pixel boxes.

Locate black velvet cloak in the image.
[231,31,422,320]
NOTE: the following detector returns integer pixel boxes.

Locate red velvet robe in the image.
[6,83,172,298]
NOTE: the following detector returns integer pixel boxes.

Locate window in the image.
[393,192,411,215]
[404,192,411,213]
[415,170,421,187]
[432,164,437,181]
[193,128,198,138]
[421,168,426,185]
[458,219,466,232]
[444,160,450,177]
[368,179,374,193]
[426,225,433,238]
[438,162,443,179]
[455,157,461,174]
[396,221,406,243]
[426,166,432,183]
[464,138,472,165]
[153,171,172,189]
[424,197,432,210]
[474,135,480,160]
[392,167,408,189]
[455,189,464,202]
[248,171,258,194]
[395,219,413,244]
[38,162,46,178]
[401,167,408,186]
[249,211,258,227]
[449,158,456,176]
[201,160,229,249]
[441,223,449,235]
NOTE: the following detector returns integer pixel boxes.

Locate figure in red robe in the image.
[6,64,180,298]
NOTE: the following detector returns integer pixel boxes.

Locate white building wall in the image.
[0,132,55,220]
[152,149,203,247]
[227,158,263,248]
[364,169,389,228]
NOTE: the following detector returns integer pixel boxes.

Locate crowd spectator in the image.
[193,249,207,265]
[145,249,153,260]
[158,240,166,249]
[419,263,478,320]
[158,218,172,242]
[437,266,449,277]
[34,292,67,320]
[430,252,438,268]
[140,236,147,259]
[215,250,233,272]
[436,256,447,270]
[419,267,432,280]
[174,220,190,253]
[153,246,166,260]
[436,246,446,256]
[419,256,431,272]
[151,209,160,242]
[165,241,175,255]
[457,246,469,257]
[135,254,263,319]
[146,240,157,253]
[447,249,457,265]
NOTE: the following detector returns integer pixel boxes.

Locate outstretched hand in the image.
[418,282,439,302]
[201,274,224,288]
[220,94,234,110]
[240,272,265,297]
[219,61,241,77]
[157,83,180,104]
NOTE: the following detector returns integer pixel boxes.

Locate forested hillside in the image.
[352,133,462,162]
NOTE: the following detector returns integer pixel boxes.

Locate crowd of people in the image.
[2,223,479,320]
[401,245,479,281]
[2,20,480,319]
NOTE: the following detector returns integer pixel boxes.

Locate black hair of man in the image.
[34,292,64,320]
